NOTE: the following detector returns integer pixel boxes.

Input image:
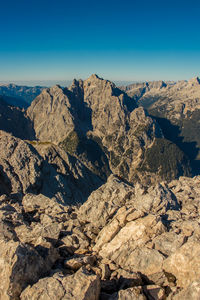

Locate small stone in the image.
[64,255,96,270]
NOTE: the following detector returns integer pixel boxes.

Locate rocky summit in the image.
[0,74,199,299]
[27,74,191,184]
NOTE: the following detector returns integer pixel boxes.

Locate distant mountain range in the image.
[0,84,44,108]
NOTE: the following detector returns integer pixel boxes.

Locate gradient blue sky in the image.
[0,0,200,85]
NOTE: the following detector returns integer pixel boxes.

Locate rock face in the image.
[0,131,102,203]
[121,77,200,174]
[27,74,191,184]
[0,131,43,195]
[0,240,56,300]
[21,267,100,300]
[163,241,200,288]
[27,85,75,144]
[0,173,199,299]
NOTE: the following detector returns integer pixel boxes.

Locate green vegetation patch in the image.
[26,140,53,146]
[60,130,80,155]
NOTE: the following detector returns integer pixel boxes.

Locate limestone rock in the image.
[0,131,43,195]
[27,74,190,185]
[0,130,103,204]
[96,214,166,275]
[110,287,146,300]
[172,280,200,300]
[99,263,111,280]
[21,267,101,300]
[133,182,179,214]
[0,240,51,299]
[31,142,103,202]
[153,232,185,256]
[78,175,135,229]
[64,255,96,270]
[27,85,75,144]
[114,269,142,288]
[163,241,200,288]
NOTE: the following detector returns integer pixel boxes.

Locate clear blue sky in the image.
[0,0,200,84]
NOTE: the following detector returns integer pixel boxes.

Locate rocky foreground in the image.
[0,155,200,299]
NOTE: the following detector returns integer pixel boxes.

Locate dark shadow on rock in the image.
[0,165,12,195]
[149,115,200,176]
[112,87,138,113]
[63,85,93,134]
[0,97,35,140]
[0,95,29,109]
[138,95,163,109]
[62,86,111,183]
[21,209,39,225]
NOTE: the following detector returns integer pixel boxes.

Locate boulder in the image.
[163,241,200,288]
[21,267,101,300]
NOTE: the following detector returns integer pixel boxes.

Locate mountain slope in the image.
[27,74,191,184]
[0,130,102,203]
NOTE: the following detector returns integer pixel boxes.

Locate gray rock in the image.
[163,241,200,288]
[78,174,135,229]
[21,267,101,300]
[110,287,146,300]
[27,74,190,185]
[0,240,54,299]
[172,280,200,300]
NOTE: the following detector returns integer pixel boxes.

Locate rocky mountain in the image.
[27,74,191,184]
[0,84,44,108]
[0,74,198,299]
[120,80,168,103]
[121,77,200,175]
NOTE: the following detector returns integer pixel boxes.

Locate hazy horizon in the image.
[0,76,193,88]
[0,75,197,87]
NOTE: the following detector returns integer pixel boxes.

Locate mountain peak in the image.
[51,84,62,89]
[87,74,102,81]
[45,85,63,95]
[85,74,115,90]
